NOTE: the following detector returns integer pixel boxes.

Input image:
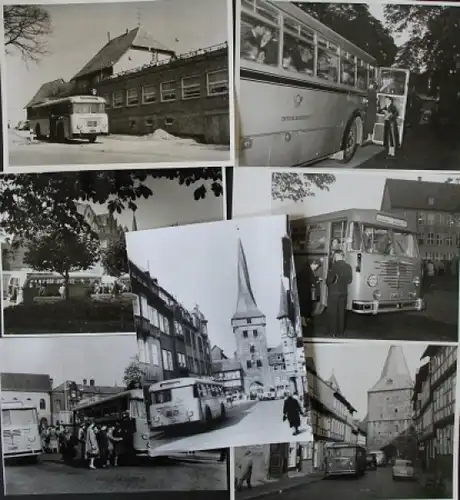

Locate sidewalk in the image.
[237,471,324,500]
[165,451,223,464]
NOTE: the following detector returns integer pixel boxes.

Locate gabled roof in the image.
[369,345,413,392]
[73,26,174,80]
[232,239,265,321]
[382,178,460,213]
[25,79,75,108]
[1,373,52,392]
[328,372,341,393]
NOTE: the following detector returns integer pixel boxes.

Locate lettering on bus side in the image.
[281,115,311,121]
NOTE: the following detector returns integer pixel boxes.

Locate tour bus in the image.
[238,0,378,166]
[148,378,227,432]
[291,209,425,315]
[1,401,42,462]
[72,389,149,457]
[26,95,108,143]
[325,443,367,477]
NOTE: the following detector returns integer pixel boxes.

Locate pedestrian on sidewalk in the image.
[296,259,322,331]
[381,96,400,158]
[97,426,110,468]
[326,250,352,337]
[236,449,253,492]
[364,80,378,143]
[85,420,99,470]
[283,393,303,436]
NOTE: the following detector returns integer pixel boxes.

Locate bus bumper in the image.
[352,298,425,314]
[4,450,42,458]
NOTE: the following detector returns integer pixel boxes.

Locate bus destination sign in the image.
[375,214,408,228]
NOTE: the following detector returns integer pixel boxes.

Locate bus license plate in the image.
[89,129,96,133]
[391,292,401,299]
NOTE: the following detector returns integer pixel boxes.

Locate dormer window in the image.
[428,197,435,206]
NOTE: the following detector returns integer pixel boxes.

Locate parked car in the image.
[366,453,377,470]
[392,459,415,480]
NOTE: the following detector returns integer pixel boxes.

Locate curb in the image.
[238,474,324,500]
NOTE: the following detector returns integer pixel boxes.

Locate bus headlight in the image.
[154,416,160,423]
[141,433,149,440]
[409,291,417,299]
[28,437,36,442]
[373,290,381,300]
[187,410,194,417]
[284,132,292,142]
[242,138,253,150]
[367,275,378,287]
[76,124,82,130]
[413,276,420,286]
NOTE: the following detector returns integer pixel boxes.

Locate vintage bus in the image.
[291,209,425,315]
[238,0,378,166]
[325,443,367,477]
[26,95,108,143]
[370,449,387,466]
[72,389,149,457]
[148,378,226,432]
[1,401,42,462]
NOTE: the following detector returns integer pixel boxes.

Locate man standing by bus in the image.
[326,250,352,337]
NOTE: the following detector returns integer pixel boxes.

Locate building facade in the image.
[381,178,460,266]
[413,345,456,497]
[1,373,53,427]
[130,260,213,391]
[366,345,414,452]
[211,346,244,393]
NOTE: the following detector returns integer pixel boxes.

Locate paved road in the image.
[149,400,312,455]
[303,286,458,342]
[5,454,226,495]
[246,466,433,500]
[7,130,230,168]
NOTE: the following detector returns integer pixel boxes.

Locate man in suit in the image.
[326,250,353,337]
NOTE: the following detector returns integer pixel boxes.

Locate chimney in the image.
[107,32,110,43]
[90,379,95,387]
[83,378,87,386]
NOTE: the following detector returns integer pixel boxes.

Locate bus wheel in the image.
[341,116,359,163]
[88,135,97,143]
[57,123,65,142]
[312,302,325,316]
[220,403,226,420]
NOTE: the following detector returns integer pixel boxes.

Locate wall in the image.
[1,391,51,425]
[96,49,229,144]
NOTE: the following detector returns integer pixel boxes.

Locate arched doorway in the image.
[248,381,263,400]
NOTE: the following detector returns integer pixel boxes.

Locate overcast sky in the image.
[0,335,137,387]
[126,215,288,357]
[6,0,229,124]
[306,342,428,421]
[231,169,454,219]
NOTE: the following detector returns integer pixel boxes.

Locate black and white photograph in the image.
[0,335,230,497]
[4,0,232,171]
[270,170,459,342]
[237,0,460,169]
[0,167,224,335]
[125,215,312,452]
[232,342,458,500]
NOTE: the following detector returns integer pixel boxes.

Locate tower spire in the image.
[276,279,289,320]
[369,345,412,392]
[232,239,264,320]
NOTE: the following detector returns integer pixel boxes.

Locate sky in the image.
[367,3,409,48]
[87,176,225,231]
[5,0,229,124]
[126,215,288,358]
[307,342,428,421]
[0,334,137,387]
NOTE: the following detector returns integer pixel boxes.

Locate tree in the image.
[272,173,336,203]
[123,355,146,390]
[296,3,398,66]
[4,5,52,62]
[102,232,128,278]
[23,229,100,300]
[0,168,223,248]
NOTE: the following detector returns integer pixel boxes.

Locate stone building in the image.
[366,345,414,452]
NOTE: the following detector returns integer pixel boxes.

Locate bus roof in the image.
[273,2,376,65]
[73,389,143,412]
[290,209,415,232]
[2,401,37,411]
[29,95,106,109]
[149,377,221,392]
[326,442,365,449]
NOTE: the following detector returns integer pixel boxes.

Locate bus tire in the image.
[220,403,226,420]
[312,302,325,316]
[57,123,65,143]
[88,135,97,143]
[341,115,361,163]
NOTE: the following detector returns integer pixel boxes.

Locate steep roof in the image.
[232,239,265,320]
[212,358,242,373]
[328,372,341,393]
[1,373,52,392]
[25,79,75,108]
[382,178,460,213]
[73,26,174,80]
[369,345,413,392]
[52,381,123,395]
[277,279,289,320]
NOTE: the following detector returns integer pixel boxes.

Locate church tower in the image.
[232,239,271,395]
[367,345,413,452]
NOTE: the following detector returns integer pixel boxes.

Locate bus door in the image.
[372,67,410,147]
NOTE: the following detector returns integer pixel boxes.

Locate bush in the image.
[4,299,135,334]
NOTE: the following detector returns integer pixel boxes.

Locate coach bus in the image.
[73,389,149,457]
[325,443,367,477]
[1,401,42,462]
[26,95,108,143]
[148,378,227,432]
[290,209,425,315]
[238,0,378,166]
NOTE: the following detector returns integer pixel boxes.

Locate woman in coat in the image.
[85,421,99,470]
[381,96,400,157]
[235,450,253,491]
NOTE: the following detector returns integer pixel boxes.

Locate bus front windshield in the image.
[72,103,105,114]
[2,408,37,426]
[328,447,355,458]
[351,223,418,258]
[130,399,147,419]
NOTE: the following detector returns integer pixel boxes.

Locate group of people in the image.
[39,415,135,470]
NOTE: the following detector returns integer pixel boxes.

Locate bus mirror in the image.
[356,253,362,273]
